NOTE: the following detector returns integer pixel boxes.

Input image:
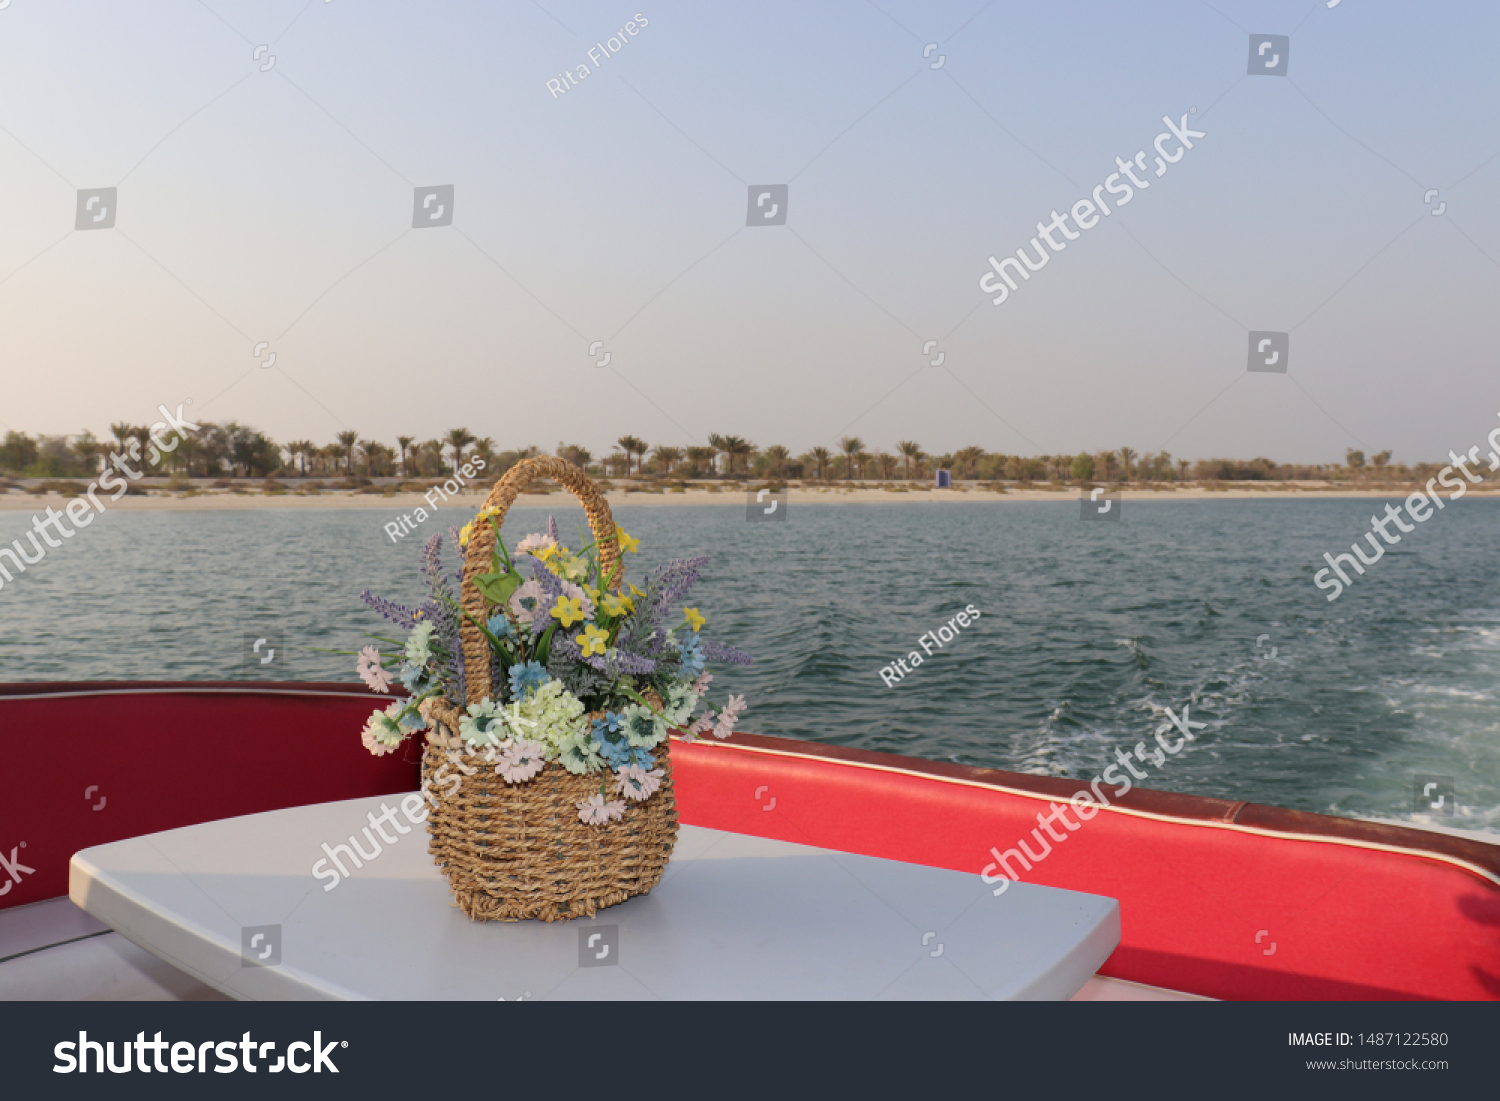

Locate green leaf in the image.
[536,622,558,665]
[474,568,523,606]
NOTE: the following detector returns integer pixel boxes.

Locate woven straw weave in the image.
[423,455,678,921]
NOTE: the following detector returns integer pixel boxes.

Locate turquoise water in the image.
[2,498,1497,834]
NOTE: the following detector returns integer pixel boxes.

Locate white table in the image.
[70,795,1120,1000]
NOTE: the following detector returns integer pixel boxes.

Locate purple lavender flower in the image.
[697,638,753,666]
[419,534,443,581]
[360,590,422,630]
[552,635,657,676]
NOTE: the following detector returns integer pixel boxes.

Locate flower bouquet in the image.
[352,455,750,921]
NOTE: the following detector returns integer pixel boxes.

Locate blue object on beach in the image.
[936,469,951,488]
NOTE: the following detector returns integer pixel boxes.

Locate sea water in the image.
[2,497,1496,834]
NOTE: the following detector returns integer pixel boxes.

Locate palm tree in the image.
[445,427,476,474]
[762,445,789,477]
[616,436,648,475]
[396,436,415,477]
[838,436,863,481]
[651,445,682,475]
[706,433,728,476]
[953,446,985,481]
[873,451,896,480]
[1178,458,1190,482]
[721,435,753,476]
[897,440,922,479]
[1118,447,1136,482]
[335,430,360,475]
[127,425,156,470]
[173,432,199,477]
[558,443,592,469]
[73,433,101,474]
[684,447,713,477]
[282,440,310,476]
[809,447,832,479]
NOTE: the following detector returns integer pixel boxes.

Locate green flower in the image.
[661,683,698,726]
[514,680,588,752]
[459,697,508,747]
[556,729,603,775]
[404,622,435,666]
[620,703,669,749]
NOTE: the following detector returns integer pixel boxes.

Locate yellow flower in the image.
[628,583,646,600]
[458,522,474,548]
[602,592,633,617]
[551,596,585,627]
[576,624,609,657]
[616,527,640,554]
[684,607,705,632]
[536,543,559,562]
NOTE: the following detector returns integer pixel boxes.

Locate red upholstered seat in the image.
[4,683,1495,1000]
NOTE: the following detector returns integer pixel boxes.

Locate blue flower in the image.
[400,662,433,694]
[508,660,550,701]
[679,632,706,677]
[486,614,516,641]
[625,746,656,770]
[590,712,633,768]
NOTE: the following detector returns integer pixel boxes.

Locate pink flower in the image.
[516,533,555,556]
[509,580,545,625]
[361,726,397,756]
[613,766,664,802]
[577,793,626,825]
[691,671,714,697]
[360,705,403,756]
[713,694,746,740]
[496,740,547,784]
[357,646,393,693]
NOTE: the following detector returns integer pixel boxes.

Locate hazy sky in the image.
[2,0,1498,464]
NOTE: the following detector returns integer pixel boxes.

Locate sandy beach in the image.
[3,479,1494,511]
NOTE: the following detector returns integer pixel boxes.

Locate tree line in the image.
[0,423,1406,484]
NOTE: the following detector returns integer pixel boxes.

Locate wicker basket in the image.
[422,455,679,921]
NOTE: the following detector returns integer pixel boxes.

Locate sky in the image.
[1,0,1498,465]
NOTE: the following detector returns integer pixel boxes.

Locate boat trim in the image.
[682,736,1500,889]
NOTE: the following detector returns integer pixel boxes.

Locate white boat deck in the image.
[1,895,1203,1002]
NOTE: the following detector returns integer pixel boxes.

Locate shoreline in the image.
[3,480,1498,511]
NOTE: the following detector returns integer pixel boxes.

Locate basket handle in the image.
[455,455,621,704]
